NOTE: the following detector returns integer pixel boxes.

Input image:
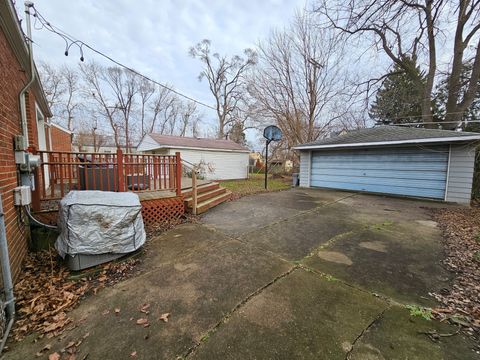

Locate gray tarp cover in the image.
[55,191,146,257]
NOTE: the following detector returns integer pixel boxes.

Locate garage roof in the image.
[295,126,480,150]
[138,133,250,152]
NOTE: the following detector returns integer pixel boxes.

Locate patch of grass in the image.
[365,220,394,231]
[323,274,338,282]
[406,305,433,321]
[475,232,480,244]
[220,173,291,198]
[473,250,480,263]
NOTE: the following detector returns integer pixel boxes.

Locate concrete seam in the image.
[183,265,299,359]
[345,305,391,360]
[231,192,359,239]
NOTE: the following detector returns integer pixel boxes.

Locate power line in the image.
[29,5,217,111]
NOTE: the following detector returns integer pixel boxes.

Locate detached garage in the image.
[295,126,480,204]
[137,133,250,180]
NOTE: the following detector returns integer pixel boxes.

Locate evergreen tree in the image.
[369,58,425,125]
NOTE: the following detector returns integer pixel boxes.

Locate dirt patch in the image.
[431,206,480,336]
[317,251,353,265]
[359,241,388,253]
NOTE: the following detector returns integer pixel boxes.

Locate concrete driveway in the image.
[5,189,478,359]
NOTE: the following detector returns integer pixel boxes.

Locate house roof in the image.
[295,126,480,150]
[143,133,249,152]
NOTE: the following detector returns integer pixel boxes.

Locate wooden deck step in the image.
[183,187,227,208]
[181,182,219,197]
[195,190,232,214]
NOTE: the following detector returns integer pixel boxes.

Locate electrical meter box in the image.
[14,186,32,206]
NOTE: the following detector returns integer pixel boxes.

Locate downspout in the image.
[0,193,15,353]
[18,1,36,147]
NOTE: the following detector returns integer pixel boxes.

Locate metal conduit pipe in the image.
[0,193,15,353]
[18,1,36,146]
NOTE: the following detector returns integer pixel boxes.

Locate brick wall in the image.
[0,25,41,282]
[50,126,72,152]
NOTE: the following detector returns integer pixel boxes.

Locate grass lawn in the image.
[220,173,291,199]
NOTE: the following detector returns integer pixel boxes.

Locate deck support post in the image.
[117,148,125,192]
[175,152,182,196]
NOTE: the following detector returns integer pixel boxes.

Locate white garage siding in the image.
[309,146,449,200]
[299,151,311,187]
[164,148,249,180]
[445,144,477,203]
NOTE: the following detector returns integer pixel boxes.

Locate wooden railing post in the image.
[117,148,125,192]
[192,169,197,215]
[175,152,182,196]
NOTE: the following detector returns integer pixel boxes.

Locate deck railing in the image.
[31,149,182,211]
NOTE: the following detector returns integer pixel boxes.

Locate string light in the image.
[29,5,217,111]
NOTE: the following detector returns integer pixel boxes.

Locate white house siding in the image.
[164,148,249,180]
[299,151,311,187]
[445,144,477,204]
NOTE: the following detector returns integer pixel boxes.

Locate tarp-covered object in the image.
[56,191,146,258]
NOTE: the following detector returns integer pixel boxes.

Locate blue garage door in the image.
[310,146,449,199]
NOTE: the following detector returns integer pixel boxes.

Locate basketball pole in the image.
[265,139,271,190]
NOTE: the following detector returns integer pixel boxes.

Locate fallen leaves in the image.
[159,313,170,323]
[431,206,480,335]
[12,249,139,341]
[136,318,149,327]
[48,352,61,360]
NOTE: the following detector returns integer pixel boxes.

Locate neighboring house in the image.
[137,134,250,180]
[0,0,52,280]
[49,123,72,152]
[295,126,480,204]
[72,133,132,153]
[269,158,294,173]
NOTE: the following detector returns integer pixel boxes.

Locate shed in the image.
[294,126,480,204]
[137,134,250,180]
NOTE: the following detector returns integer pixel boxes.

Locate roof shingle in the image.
[296,126,480,149]
[147,133,249,152]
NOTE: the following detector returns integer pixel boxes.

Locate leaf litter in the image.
[12,249,140,342]
[431,206,480,337]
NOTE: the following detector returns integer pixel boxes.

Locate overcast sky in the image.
[16,0,308,146]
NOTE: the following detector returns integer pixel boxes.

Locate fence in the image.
[31,149,182,211]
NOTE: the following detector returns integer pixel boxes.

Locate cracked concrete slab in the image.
[190,268,389,360]
[304,222,451,306]
[349,306,479,360]
[3,224,291,360]
[4,189,477,360]
[201,189,350,237]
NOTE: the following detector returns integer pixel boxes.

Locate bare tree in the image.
[317,0,480,128]
[250,11,352,150]
[190,39,257,139]
[106,67,139,151]
[138,78,155,138]
[38,61,65,111]
[178,102,202,136]
[80,62,121,147]
[60,65,82,131]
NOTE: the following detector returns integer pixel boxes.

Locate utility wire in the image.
[29,5,217,112]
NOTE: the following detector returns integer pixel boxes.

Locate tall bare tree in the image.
[60,65,81,131]
[190,39,257,139]
[80,62,121,147]
[138,78,155,138]
[250,11,352,151]
[317,0,480,128]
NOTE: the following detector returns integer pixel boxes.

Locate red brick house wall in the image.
[50,125,72,152]
[0,18,46,281]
